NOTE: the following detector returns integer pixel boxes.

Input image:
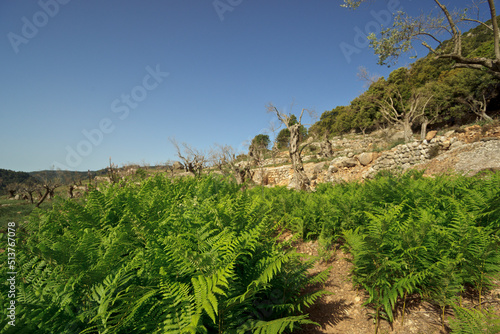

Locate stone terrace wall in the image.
[251,166,291,186]
[371,140,440,173]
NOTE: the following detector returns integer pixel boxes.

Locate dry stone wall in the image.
[245,125,500,187]
[371,140,439,173]
[251,166,291,186]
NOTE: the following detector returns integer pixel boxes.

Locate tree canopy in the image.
[342,0,500,78]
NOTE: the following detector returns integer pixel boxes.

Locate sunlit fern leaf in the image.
[237,315,318,334]
[450,304,500,334]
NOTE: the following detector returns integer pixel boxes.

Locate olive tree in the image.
[210,144,253,185]
[342,0,500,78]
[267,103,312,191]
[377,87,433,142]
[169,137,207,177]
[35,175,61,208]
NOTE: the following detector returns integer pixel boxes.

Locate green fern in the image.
[449,304,500,334]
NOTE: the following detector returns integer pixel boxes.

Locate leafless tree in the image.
[20,180,40,203]
[211,144,254,185]
[164,160,176,177]
[35,176,61,207]
[459,93,494,122]
[248,145,266,169]
[169,137,206,177]
[357,66,381,88]
[209,146,228,172]
[376,89,433,143]
[68,184,75,199]
[107,157,120,184]
[420,113,440,141]
[266,103,311,191]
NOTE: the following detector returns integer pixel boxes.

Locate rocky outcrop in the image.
[451,139,500,175]
[416,137,500,176]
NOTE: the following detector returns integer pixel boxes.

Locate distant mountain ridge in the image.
[0,168,107,195]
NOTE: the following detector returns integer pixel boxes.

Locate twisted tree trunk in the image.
[288,124,310,191]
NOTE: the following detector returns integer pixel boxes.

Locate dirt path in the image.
[292,240,500,334]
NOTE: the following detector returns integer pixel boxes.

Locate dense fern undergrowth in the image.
[1,171,499,333]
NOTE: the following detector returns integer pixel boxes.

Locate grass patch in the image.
[0,197,52,230]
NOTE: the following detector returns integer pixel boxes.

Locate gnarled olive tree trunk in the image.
[267,103,311,191]
[287,124,310,190]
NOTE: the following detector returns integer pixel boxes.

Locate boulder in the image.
[357,152,374,166]
[172,161,184,170]
[330,156,347,166]
[391,131,405,142]
[341,158,358,168]
[444,130,455,138]
[312,162,326,173]
[425,131,438,141]
[441,141,451,150]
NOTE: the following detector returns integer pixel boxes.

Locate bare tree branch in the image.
[169,137,206,177]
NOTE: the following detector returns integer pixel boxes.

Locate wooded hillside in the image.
[310,16,500,140]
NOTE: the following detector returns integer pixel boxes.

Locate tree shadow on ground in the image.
[295,298,354,333]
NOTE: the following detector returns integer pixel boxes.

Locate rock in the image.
[362,167,375,179]
[441,141,451,150]
[313,162,326,173]
[450,140,465,150]
[426,131,438,141]
[347,152,354,158]
[330,156,347,166]
[481,137,499,142]
[391,131,405,142]
[357,152,374,166]
[172,161,184,170]
[341,158,358,168]
[328,165,338,173]
[303,155,315,162]
[454,140,500,175]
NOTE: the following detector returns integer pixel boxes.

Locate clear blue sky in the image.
[0,0,481,172]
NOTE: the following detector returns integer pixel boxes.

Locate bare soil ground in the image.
[287,238,500,334]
